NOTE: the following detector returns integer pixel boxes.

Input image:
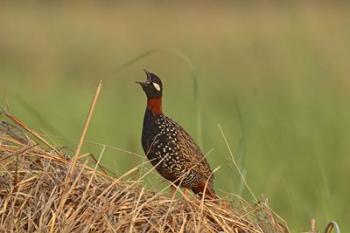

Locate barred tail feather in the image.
[193,182,218,200]
[204,186,218,199]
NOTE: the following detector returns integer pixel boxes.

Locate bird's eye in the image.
[153,82,161,91]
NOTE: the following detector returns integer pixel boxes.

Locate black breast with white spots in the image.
[141,108,214,191]
[142,112,189,183]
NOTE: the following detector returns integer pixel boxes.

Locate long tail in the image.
[193,182,218,200]
[204,185,218,199]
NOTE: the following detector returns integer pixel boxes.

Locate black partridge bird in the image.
[136,70,217,199]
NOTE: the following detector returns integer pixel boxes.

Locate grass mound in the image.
[0,114,289,233]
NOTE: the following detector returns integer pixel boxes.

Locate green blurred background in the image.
[0,1,349,231]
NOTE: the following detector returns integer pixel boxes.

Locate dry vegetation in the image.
[0,111,290,233]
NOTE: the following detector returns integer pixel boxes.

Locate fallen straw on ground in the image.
[0,114,289,233]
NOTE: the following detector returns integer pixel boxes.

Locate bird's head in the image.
[136,70,163,99]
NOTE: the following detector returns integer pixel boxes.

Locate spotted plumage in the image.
[136,70,217,199]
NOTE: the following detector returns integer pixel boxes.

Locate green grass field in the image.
[0,2,349,232]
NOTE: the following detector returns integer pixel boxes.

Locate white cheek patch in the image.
[153,82,161,91]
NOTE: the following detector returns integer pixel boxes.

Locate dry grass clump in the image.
[0,115,289,233]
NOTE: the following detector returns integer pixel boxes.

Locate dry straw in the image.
[0,83,289,233]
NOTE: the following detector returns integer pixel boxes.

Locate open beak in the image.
[135,80,146,86]
[135,69,152,86]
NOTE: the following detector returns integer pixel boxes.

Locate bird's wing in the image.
[172,121,214,182]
